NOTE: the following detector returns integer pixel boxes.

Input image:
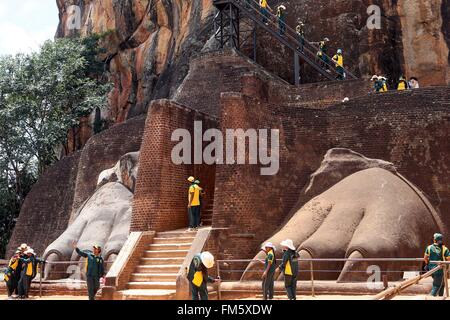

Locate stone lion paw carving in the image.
[243,150,444,282]
[42,152,139,280]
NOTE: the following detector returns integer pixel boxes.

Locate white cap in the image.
[201,252,215,269]
[262,242,276,250]
[280,239,296,251]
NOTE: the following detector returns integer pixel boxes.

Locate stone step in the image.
[127,281,177,290]
[130,273,178,282]
[135,265,181,274]
[148,243,192,251]
[144,250,189,258]
[156,231,197,238]
[140,257,185,265]
[119,289,176,300]
[153,237,195,244]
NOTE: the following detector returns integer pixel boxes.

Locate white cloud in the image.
[0,0,58,56]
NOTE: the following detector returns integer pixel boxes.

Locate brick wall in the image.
[175,49,374,117]
[6,153,81,257]
[131,99,218,232]
[174,49,288,118]
[210,82,450,264]
[70,115,146,222]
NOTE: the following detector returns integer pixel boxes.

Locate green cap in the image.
[434,233,443,241]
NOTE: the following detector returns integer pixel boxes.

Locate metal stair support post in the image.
[213,0,358,83]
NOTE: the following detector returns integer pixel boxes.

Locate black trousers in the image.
[87,276,100,300]
[6,276,18,297]
[191,283,208,300]
[189,206,201,228]
[18,275,31,297]
[284,275,298,300]
[262,271,275,300]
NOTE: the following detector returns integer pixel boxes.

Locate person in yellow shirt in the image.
[332,49,345,80]
[397,76,408,91]
[279,239,299,300]
[379,76,388,92]
[187,252,220,300]
[259,0,272,25]
[187,176,201,231]
[4,250,21,299]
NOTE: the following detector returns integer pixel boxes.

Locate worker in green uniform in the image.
[17,248,44,299]
[317,37,330,70]
[424,233,450,297]
[332,49,345,80]
[4,250,21,299]
[296,21,305,52]
[187,251,220,300]
[277,5,286,36]
[73,241,105,300]
[279,239,299,300]
[261,242,277,300]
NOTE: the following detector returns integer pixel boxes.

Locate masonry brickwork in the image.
[6,153,81,256]
[70,115,146,222]
[131,99,217,232]
[210,76,450,264]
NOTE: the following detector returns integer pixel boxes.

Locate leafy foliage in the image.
[0,36,111,257]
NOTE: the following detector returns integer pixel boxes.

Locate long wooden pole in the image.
[372,265,443,300]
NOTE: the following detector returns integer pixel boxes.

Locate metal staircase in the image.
[213,0,358,84]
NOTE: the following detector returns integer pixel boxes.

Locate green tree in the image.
[0,36,111,256]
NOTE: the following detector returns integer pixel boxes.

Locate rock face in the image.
[252,0,450,85]
[56,0,449,128]
[56,0,215,123]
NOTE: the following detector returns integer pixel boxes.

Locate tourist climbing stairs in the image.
[119,230,197,300]
[213,0,357,82]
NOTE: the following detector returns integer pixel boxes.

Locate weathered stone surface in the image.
[98,151,140,192]
[244,168,440,281]
[6,152,81,257]
[304,148,397,198]
[57,0,215,123]
[251,0,449,86]
[56,0,449,130]
[70,116,145,223]
[44,182,133,267]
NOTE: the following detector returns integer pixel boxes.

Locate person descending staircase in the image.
[213,0,357,82]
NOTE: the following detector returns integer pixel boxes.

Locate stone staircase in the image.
[201,203,214,226]
[118,230,197,300]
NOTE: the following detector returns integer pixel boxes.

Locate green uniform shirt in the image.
[280,249,299,276]
[425,244,450,275]
[76,248,105,278]
[265,250,276,274]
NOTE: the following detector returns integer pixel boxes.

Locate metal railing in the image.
[1,260,115,298]
[214,257,450,299]
[214,0,357,82]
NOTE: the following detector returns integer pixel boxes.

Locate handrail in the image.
[217,258,448,263]
[214,257,450,299]
[215,0,357,80]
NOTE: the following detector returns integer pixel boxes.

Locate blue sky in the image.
[0,0,59,55]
